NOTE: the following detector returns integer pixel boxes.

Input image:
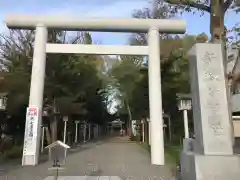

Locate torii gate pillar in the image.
[5,15,186,166]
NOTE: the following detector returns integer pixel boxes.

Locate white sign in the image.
[132,120,137,136]
[23,107,39,156]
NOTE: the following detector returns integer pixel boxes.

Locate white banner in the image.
[23,107,39,156]
[132,120,137,136]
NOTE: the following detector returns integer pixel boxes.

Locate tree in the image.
[0,30,33,113]
[0,30,110,144]
[109,56,144,123]
[128,67,149,120]
[162,0,238,43]
[125,32,209,135]
[130,1,176,46]
[129,1,238,137]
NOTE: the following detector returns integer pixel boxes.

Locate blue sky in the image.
[0,0,239,45]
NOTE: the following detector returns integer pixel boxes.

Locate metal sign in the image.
[22,107,39,156]
[46,140,70,168]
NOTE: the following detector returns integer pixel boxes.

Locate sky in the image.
[0,0,239,114]
[0,0,239,45]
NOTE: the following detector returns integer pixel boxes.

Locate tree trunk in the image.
[50,97,58,142]
[210,0,227,72]
[50,119,58,142]
[210,0,225,44]
[46,126,51,145]
[126,103,132,123]
[126,99,132,135]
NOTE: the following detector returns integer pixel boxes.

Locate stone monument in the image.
[180,43,240,180]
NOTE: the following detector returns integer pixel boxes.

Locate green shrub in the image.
[130,135,136,141]
[0,138,13,153]
[3,146,23,159]
[171,135,183,146]
[165,145,182,165]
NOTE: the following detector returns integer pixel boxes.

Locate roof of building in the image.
[45,140,70,149]
[176,93,191,100]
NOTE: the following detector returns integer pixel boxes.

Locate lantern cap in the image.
[45,140,70,149]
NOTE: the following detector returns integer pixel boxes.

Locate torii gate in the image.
[5,15,186,166]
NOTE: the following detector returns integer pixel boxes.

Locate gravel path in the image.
[0,137,175,180]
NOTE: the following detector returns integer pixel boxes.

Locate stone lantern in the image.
[176,93,192,139]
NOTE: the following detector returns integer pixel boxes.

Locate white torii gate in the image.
[5,15,186,166]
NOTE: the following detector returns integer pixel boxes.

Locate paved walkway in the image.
[0,136,175,180]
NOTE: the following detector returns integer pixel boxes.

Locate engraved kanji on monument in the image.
[188,43,233,155]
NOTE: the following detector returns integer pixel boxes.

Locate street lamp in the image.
[146,118,151,145]
[63,116,68,144]
[177,93,192,139]
[141,120,145,143]
[74,120,80,143]
[83,121,87,143]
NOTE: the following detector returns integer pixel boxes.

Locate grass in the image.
[137,142,182,166]
[138,142,151,153]
[165,145,182,166]
[0,145,23,161]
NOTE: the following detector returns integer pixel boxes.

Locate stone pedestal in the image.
[181,152,240,180]
[180,43,240,180]
[182,138,194,152]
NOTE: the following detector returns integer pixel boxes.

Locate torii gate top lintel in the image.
[10,14,187,166]
[5,14,186,34]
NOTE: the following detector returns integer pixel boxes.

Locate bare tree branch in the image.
[71,32,84,44]
[224,0,234,12]
[165,0,211,12]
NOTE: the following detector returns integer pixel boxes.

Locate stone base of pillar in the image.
[182,138,194,152]
[180,151,240,180]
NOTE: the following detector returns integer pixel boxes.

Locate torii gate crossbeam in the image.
[4,15,186,166]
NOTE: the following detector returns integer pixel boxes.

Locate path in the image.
[0,136,175,180]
